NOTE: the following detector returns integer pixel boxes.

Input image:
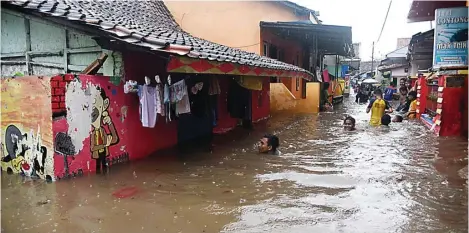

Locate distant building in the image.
[396,38,411,49]
[352,42,361,59]
[360,60,380,73]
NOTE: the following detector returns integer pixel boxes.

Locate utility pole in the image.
[371,41,375,75]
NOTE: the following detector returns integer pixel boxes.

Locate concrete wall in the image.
[409,60,432,76]
[165,1,305,54]
[2,58,272,181]
[391,67,407,77]
[1,9,122,77]
[1,76,55,180]
[270,82,320,114]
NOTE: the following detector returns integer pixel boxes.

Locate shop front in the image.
[408,4,468,137]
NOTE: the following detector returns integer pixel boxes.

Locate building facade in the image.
[165,1,352,101]
[1,0,313,181]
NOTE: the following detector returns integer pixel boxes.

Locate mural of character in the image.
[1,125,48,178]
[90,87,119,174]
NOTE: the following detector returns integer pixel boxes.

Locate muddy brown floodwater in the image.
[2,96,468,233]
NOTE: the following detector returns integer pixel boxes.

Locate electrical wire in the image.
[376,0,393,43]
[232,42,260,48]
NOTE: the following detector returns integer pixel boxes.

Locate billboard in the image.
[433,7,468,68]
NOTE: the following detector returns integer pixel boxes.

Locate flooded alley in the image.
[2,97,467,233]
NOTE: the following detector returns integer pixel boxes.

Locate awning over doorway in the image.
[407,1,467,23]
[260,21,353,57]
[408,29,434,61]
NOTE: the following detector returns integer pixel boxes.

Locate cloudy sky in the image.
[292,0,432,61]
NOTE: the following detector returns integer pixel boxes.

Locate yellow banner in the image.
[236,76,263,91]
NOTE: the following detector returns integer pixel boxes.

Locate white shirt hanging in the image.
[140,85,157,128]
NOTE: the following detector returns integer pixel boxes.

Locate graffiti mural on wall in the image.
[90,86,119,173]
[53,76,126,179]
[1,77,54,181]
[1,125,48,177]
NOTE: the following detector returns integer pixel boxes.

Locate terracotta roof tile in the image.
[3,0,312,78]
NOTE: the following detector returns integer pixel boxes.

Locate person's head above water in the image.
[343,116,356,131]
[408,91,417,100]
[392,115,403,122]
[258,134,279,154]
[381,114,391,126]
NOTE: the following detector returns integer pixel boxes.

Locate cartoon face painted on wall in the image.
[91,87,110,129]
[1,125,49,178]
[90,87,119,161]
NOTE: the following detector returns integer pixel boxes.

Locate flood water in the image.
[2,96,468,233]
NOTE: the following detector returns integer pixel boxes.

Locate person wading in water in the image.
[258,134,280,155]
[366,89,393,126]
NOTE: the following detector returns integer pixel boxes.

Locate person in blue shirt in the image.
[384,83,397,101]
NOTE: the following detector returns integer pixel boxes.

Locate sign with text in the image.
[433,7,468,68]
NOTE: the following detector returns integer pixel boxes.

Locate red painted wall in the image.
[261,29,304,99]
[252,77,270,122]
[53,52,178,179]
[52,52,272,179]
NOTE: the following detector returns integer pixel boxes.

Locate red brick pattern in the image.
[51,75,74,114]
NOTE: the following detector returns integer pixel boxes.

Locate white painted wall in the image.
[1,9,123,77]
[409,60,432,77]
[391,67,407,77]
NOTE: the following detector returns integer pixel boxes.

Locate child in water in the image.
[381,114,391,126]
[366,89,393,126]
[343,116,356,131]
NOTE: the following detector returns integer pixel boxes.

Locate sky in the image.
[291,0,433,61]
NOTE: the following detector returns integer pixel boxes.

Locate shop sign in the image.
[433,7,468,68]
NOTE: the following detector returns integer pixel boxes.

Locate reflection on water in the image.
[2,97,467,233]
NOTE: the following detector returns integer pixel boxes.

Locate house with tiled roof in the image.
[165,0,352,107]
[0,0,316,181]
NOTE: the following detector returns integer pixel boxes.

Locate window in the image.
[263,42,268,56]
[296,78,300,91]
[278,49,285,62]
[269,44,278,59]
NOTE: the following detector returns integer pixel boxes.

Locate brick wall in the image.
[51,74,74,115]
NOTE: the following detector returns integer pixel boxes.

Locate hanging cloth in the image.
[155,85,165,116]
[208,76,221,95]
[235,76,263,91]
[191,82,204,95]
[163,83,171,122]
[322,69,331,83]
[170,79,191,115]
[140,85,157,128]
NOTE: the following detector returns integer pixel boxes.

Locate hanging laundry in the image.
[137,85,143,122]
[208,76,221,95]
[164,83,171,122]
[170,79,187,103]
[124,80,138,93]
[140,85,157,128]
[155,85,164,116]
[191,82,204,95]
[176,94,191,115]
[170,80,191,114]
